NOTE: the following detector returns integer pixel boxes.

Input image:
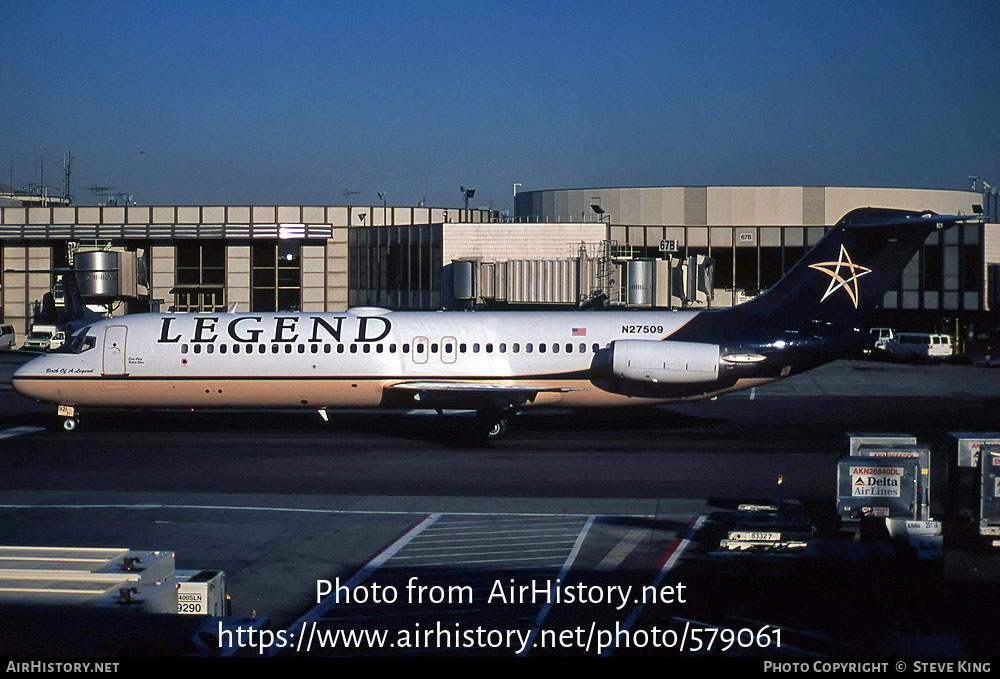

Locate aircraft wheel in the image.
[488,417,509,441]
[482,414,511,443]
[62,417,78,432]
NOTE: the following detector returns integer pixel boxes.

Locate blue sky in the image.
[2,1,998,210]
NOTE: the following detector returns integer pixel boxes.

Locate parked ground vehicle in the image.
[865,327,895,354]
[0,325,15,350]
[885,332,955,360]
[22,325,66,352]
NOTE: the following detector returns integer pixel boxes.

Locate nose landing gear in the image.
[57,405,79,433]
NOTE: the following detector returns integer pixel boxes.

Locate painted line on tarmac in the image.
[595,529,647,571]
[601,514,707,657]
[0,426,46,440]
[518,515,596,657]
[403,537,579,552]
[407,533,582,545]
[0,503,650,518]
[276,512,442,656]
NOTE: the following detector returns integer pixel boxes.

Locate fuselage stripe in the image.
[13,371,595,382]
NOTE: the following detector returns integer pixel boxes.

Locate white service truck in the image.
[22,324,66,352]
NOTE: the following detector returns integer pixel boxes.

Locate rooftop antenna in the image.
[377,191,388,225]
[112,192,134,206]
[87,185,115,205]
[342,189,361,206]
[62,150,73,204]
[38,153,46,205]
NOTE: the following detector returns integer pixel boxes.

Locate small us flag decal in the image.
[571,327,587,336]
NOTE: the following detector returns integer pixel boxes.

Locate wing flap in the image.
[383,381,587,409]
[389,381,584,393]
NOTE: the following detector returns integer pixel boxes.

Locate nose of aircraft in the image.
[12,356,44,398]
[12,361,31,395]
[12,354,73,405]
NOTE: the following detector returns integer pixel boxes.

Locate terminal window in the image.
[252,240,302,312]
[174,241,226,312]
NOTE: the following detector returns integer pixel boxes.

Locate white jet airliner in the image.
[12,208,979,441]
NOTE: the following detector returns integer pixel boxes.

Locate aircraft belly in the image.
[17,378,385,408]
[15,375,779,410]
[128,378,386,408]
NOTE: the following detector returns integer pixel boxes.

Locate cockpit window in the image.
[59,326,97,354]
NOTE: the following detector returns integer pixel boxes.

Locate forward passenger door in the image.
[102,325,128,377]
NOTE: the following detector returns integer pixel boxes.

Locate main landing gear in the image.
[57,405,79,432]
[474,408,514,445]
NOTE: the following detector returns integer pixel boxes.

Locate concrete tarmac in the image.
[0,355,998,656]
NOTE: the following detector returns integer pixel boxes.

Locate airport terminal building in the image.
[0,185,997,346]
[514,186,999,328]
[0,203,492,341]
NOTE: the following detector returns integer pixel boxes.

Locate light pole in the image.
[590,201,609,224]
[460,186,476,213]
[377,191,387,225]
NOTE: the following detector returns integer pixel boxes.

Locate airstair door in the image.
[103,325,128,376]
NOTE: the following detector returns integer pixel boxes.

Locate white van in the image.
[0,325,15,350]
[886,333,954,360]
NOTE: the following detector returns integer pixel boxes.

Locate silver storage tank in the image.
[626,259,654,306]
[452,260,477,301]
[75,251,120,299]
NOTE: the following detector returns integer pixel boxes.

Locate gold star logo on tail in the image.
[808,244,872,309]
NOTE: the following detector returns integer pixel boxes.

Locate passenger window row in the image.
[448,342,601,355]
[181,343,411,355]
[179,341,605,357]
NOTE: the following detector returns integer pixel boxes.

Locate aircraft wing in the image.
[384,381,587,410]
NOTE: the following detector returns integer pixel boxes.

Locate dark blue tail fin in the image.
[696,208,981,340]
[60,269,104,333]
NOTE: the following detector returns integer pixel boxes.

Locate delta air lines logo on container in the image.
[808,244,872,309]
[851,466,903,497]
